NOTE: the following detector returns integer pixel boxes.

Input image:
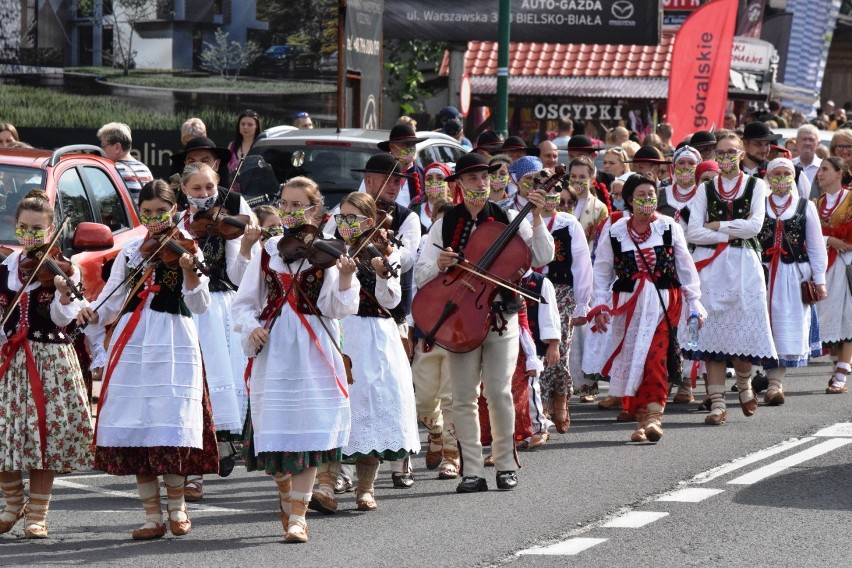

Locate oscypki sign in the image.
[533,103,624,121]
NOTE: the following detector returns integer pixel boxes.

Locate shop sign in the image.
[532,102,624,121]
[384,0,662,46]
[731,36,775,73]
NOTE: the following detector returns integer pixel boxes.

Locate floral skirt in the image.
[478,350,532,445]
[94,383,219,476]
[241,401,342,475]
[540,283,576,402]
[0,342,94,472]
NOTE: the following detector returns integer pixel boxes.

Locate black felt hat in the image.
[625,145,671,164]
[742,122,782,142]
[169,136,231,166]
[445,153,500,182]
[566,135,606,152]
[500,135,540,157]
[473,130,504,153]
[377,124,427,151]
[351,152,411,178]
[689,130,717,148]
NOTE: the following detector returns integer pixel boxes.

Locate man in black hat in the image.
[473,131,504,159]
[378,125,427,208]
[499,136,540,164]
[740,122,781,178]
[626,146,671,178]
[688,130,717,162]
[414,153,554,494]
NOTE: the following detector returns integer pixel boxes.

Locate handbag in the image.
[780,225,819,305]
[629,231,683,385]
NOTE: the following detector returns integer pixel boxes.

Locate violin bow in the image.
[0,219,70,331]
[196,157,246,251]
[348,169,400,259]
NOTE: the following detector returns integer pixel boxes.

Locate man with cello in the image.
[414,153,554,493]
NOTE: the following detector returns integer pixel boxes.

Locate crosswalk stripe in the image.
[602,511,669,528]
[727,438,852,485]
[657,488,725,502]
[516,537,608,556]
[691,437,816,484]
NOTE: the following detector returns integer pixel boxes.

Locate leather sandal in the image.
[597,396,621,410]
[355,491,377,512]
[183,479,203,502]
[630,409,648,442]
[552,393,570,433]
[764,388,785,406]
[484,454,495,467]
[528,431,549,449]
[616,410,636,422]
[738,389,758,417]
[132,522,167,541]
[826,379,848,394]
[0,506,25,534]
[438,449,460,479]
[704,411,727,426]
[643,405,664,442]
[167,505,191,536]
[424,433,443,470]
[283,519,308,543]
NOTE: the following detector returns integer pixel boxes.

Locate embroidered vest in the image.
[199,234,236,293]
[520,271,547,357]
[548,224,574,286]
[610,226,681,292]
[702,176,759,250]
[657,184,692,225]
[440,202,522,313]
[389,202,414,322]
[0,264,72,344]
[259,249,324,317]
[758,199,809,264]
[125,262,191,317]
[355,266,392,319]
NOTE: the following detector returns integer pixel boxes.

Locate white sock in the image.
[707,385,727,415]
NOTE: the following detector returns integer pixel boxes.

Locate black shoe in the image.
[496,470,518,490]
[391,471,415,488]
[218,441,237,477]
[456,476,488,493]
[334,474,353,494]
[752,372,768,393]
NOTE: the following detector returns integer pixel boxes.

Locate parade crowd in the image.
[0,107,850,545]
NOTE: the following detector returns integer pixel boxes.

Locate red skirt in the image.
[478,350,533,445]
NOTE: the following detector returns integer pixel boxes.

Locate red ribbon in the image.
[0,294,47,467]
[693,242,729,272]
[95,279,160,444]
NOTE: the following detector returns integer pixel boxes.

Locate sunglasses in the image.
[334,213,369,224]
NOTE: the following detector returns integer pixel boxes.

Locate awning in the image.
[469,76,669,99]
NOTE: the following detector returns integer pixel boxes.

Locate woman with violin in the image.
[179,162,262,499]
[74,180,217,540]
[0,189,93,539]
[590,174,705,443]
[414,152,554,493]
[310,192,419,514]
[231,176,359,543]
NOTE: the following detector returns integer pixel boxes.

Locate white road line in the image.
[601,511,669,528]
[727,438,852,485]
[516,538,608,556]
[813,423,852,437]
[657,488,725,503]
[690,437,816,484]
[52,479,241,512]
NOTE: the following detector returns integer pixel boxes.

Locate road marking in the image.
[516,538,608,556]
[813,423,852,437]
[657,488,725,503]
[690,437,816,483]
[52,479,241,512]
[601,511,669,528]
[727,438,852,485]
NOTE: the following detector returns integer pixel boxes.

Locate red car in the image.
[0,144,146,299]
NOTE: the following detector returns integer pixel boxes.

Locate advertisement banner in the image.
[736,0,766,38]
[343,0,384,129]
[384,0,662,46]
[666,0,738,141]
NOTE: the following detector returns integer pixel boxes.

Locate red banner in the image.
[666,0,738,142]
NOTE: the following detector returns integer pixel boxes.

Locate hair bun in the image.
[24,188,49,201]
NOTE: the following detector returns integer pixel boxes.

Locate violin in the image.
[189,206,253,240]
[411,165,565,353]
[18,245,85,300]
[350,230,400,279]
[139,231,209,275]
[276,224,346,269]
[0,246,12,262]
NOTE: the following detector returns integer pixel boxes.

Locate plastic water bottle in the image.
[686,313,700,350]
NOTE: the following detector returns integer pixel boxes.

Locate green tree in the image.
[384,40,446,115]
[200,28,262,81]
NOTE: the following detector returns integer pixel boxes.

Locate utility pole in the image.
[495,0,510,138]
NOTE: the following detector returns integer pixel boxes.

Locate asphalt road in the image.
[3,358,850,568]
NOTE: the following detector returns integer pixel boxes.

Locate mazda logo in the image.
[612,0,634,19]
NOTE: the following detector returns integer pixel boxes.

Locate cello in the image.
[411,165,564,353]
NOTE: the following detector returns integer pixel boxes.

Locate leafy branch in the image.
[384,40,446,115]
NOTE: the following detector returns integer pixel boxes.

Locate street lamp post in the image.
[495,0,511,138]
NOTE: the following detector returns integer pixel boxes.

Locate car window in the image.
[57,168,95,229]
[82,166,130,232]
[253,146,379,206]
[0,166,45,245]
[428,144,466,167]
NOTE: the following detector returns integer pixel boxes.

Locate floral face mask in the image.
[279,206,314,229]
[397,146,416,166]
[424,180,447,198]
[715,156,738,175]
[674,167,696,187]
[186,194,216,212]
[15,227,47,250]
[461,185,489,208]
[335,218,364,242]
[634,196,658,216]
[570,180,590,195]
[769,175,794,196]
[140,211,173,233]
[489,174,509,192]
[543,193,560,211]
